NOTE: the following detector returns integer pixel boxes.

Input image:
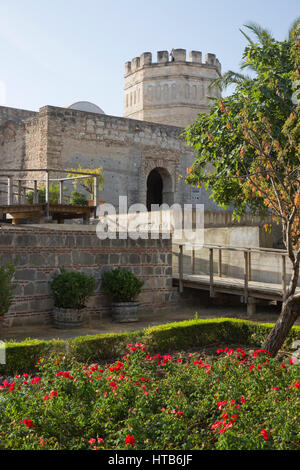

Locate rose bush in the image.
[0,345,299,450]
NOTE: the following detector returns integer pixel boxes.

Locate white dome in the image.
[68,101,105,114]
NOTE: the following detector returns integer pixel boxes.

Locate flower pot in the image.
[88,200,105,207]
[111,302,140,323]
[53,307,85,329]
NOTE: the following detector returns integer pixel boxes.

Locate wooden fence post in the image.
[218,249,222,278]
[192,248,195,275]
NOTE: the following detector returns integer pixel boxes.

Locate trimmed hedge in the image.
[1,318,300,375]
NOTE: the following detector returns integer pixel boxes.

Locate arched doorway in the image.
[146,167,174,211]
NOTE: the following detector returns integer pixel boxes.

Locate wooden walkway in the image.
[173,243,299,313]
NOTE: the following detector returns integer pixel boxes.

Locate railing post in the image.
[248,251,252,281]
[179,244,184,294]
[218,249,222,278]
[7,177,13,205]
[18,180,22,204]
[244,250,249,303]
[192,248,195,275]
[59,180,64,205]
[94,176,99,218]
[281,255,287,299]
[33,180,38,204]
[45,170,50,219]
[209,248,214,297]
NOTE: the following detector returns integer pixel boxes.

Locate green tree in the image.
[184,19,300,356]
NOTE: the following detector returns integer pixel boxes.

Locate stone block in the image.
[14,269,36,281]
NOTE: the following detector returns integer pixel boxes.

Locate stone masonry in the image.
[0,104,224,211]
[124,49,221,127]
[0,225,176,327]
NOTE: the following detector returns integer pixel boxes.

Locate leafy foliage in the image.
[184,20,300,356]
[49,269,96,310]
[0,345,299,450]
[67,165,104,199]
[0,264,15,316]
[69,191,88,206]
[102,269,144,303]
[26,185,62,205]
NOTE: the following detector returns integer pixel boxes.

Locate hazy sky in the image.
[0,0,299,117]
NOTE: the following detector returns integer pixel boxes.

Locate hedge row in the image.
[1,318,300,375]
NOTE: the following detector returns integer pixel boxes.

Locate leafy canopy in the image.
[184,22,300,249]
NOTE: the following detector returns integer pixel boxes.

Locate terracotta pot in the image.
[111,302,140,323]
[53,307,85,329]
[88,200,105,207]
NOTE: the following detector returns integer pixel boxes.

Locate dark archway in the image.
[146,167,174,211]
[147,169,163,211]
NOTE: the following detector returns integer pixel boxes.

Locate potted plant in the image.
[0,264,15,331]
[102,269,144,322]
[50,269,96,329]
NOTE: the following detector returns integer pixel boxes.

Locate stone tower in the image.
[123,49,221,128]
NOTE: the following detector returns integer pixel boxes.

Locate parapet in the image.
[125,49,221,74]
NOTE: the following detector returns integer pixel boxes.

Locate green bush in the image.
[0,344,299,450]
[0,264,15,316]
[26,184,61,205]
[1,318,299,376]
[102,268,144,302]
[69,191,88,206]
[49,269,96,310]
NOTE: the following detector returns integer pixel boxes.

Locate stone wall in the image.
[0,106,37,127]
[0,104,229,212]
[0,225,176,327]
[0,113,48,204]
[38,105,222,211]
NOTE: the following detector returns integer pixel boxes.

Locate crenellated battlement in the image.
[124,48,222,127]
[125,49,221,75]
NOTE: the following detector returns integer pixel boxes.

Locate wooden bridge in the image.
[173,243,300,314]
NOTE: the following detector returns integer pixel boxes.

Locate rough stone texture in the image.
[0,225,177,327]
[0,106,37,127]
[124,49,221,127]
[0,104,225,211]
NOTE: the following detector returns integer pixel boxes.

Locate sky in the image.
[0,0,299,117]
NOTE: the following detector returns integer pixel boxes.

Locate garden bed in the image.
[0,342,299,450]
[1,318,300,376]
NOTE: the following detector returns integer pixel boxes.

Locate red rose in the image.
[125,434,135,446]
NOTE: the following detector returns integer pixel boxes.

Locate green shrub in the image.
[49,269,96,309]
[102,268,144,302]
[69,191,88,206]
[1,319,299,376]
[0,344,299,450]
[26,184,61,205]
[0,264,15,316]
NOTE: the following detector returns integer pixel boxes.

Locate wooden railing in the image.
[175,243,289,301]
[0,168,101,218]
